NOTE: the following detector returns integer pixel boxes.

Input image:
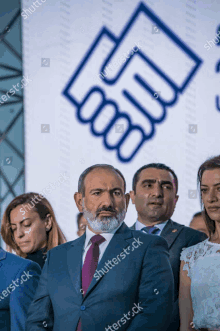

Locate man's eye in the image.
[114,191,121,196]
[93,192,101,196]
[11,228,16,232]
[201,189,207,193]
[24,224,31,227]
[143,184,151,188]
[164,185,172,190]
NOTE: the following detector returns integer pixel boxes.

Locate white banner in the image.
[22,0,220,240]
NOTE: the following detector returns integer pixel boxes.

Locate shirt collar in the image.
[135,219,168,232]
[84,222,123,249]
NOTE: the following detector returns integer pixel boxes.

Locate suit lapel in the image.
[83,223,133,301]
[67,235,85,297]
[130,220,185,249]
[160,219,184,249]
[130,223,136,230]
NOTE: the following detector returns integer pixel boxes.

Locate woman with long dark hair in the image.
[179,155,220,331]
[1,192,67,268]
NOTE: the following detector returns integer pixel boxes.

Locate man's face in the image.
[130,168,179,224]
[74,168,129,233]
[201,169,220,223]
[190,215,209,236]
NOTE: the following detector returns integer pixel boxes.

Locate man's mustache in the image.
[96,207,116,216]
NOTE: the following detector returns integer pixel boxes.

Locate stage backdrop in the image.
[21,0,220,240]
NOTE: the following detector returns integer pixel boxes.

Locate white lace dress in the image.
[180,239,220,331]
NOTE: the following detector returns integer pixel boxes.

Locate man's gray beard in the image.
[82,202,126,232]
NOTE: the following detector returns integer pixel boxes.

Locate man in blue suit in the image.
[26,164,174,331]
[129,163,207,331]
[0,246,41,331]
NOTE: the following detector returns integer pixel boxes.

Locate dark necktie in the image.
[141,226,159,235]
[76,234,106,331]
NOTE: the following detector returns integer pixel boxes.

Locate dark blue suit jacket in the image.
[0,247,41,331]
[130,219,207,331]
[26,223,174,331]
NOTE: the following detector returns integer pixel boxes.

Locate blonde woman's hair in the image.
[1,192,67,258]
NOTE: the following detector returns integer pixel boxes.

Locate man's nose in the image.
[101,191,114,207]
[152,184,163,197]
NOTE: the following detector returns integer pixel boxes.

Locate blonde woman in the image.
[1,192,66,268]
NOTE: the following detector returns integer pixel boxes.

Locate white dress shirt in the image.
[82,223,122,265]
[135,219,168,236]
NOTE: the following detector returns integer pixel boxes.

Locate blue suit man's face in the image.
[74,168,130,233]
[130,168,179,224]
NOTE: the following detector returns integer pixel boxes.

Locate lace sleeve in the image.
[180,246,194,277]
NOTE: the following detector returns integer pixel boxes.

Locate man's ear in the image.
[129,190,135,204]
[174,195,179,204]
[74,192,83,212]
[125,193,130,211]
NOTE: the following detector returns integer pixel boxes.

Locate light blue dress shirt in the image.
[135,219,168,236]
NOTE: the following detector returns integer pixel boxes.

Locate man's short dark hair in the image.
[77,212,83,228]
[78,164,126,196]
[189,212,203,227]
[132,163,178,194]
[192,212,202,218]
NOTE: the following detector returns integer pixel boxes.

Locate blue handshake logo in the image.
[63,2,202,162]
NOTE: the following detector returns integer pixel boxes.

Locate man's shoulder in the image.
[0,249,40,273]
[48,237,82,255]
[130,229,169,250]
[166,219,184,230]
[172,220,206,236]
[169,220,208,243]
[3,249,27,265]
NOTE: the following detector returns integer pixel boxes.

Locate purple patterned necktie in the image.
[76,234,106,331]
[141,226,159,235]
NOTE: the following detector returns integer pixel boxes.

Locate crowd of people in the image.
[0,155,220,330]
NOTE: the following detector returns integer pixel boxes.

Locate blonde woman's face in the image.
[10,205,49,254]
[201,169,220,222]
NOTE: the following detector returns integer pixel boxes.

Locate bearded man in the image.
[26,164,174,331]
